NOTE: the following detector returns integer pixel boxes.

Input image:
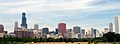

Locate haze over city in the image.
[0,0,120,32]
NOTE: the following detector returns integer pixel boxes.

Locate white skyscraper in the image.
[115,16,120,34]
[14,21,18,29]
[34,24,39,30]
[109,23,113,32]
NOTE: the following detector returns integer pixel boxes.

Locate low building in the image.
[0,33,4,38]
[33,29,42,38]
[8,32,16,38]
[14,28,34,38]
[47,34,63,39]
[64,32,72,38]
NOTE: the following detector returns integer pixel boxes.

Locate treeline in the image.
[0,32,120,43]
[0,37,90,43]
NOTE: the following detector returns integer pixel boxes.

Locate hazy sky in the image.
[0,0,120,32]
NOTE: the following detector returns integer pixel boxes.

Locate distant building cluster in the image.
[1,12,120,38]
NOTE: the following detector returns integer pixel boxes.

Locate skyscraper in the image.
[93,29,97,38]
[81,29,85,35]
[21,12,27,28]
[0,25,4,33]
[34,24,39,30]
[91,28,94,36]
[58,23,66,36]
[73,26,81,34]
[14,21,18,29]
[109,23,113,32]
[55,28,58,34]
[42,27,49,34]
[115,16,120,34]
[81,29,85,38]
[91,28,97,38]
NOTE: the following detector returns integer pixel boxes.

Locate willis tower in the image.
[21,12,27,28]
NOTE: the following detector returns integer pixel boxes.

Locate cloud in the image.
[0,0,120,32]
[0,0,120,15]
[0,0,94,14]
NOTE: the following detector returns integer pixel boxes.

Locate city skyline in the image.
[0,0,120,32]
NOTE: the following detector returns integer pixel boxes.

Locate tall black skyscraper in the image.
[21,12,27,28]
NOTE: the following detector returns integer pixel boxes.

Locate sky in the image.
[0,0,120,33]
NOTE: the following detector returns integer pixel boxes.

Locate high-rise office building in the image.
[0,25,4,33]
[91,28,94,36]
[81,29,85,38]
[96,30,100,37]
[86,32,88,36]
[42,27,49,38]
[109,23,113,32]
[34,24,39,30]
[86,30,93,38]
[115,16,120,34]
[91,28,97,38]
[73,26,81,34]
[21,12,27,28]
[93,29,97,38]
[58,23,66,36]
[14,21,18,29]
[42,27,49,34]
[55,28,58,34]
[81,29,85,35]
